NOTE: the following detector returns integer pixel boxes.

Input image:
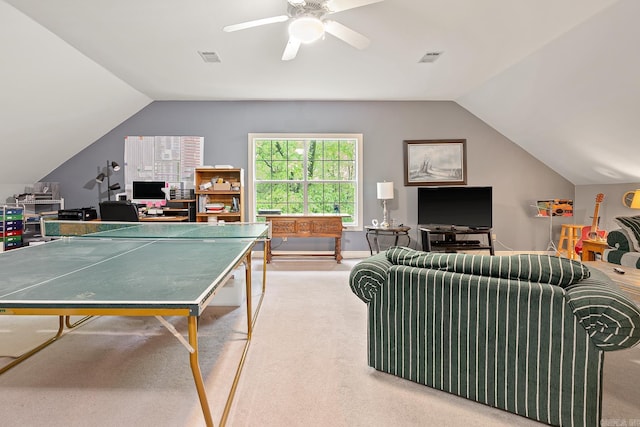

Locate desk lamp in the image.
[377,181,394,228]
[95,160,121,201]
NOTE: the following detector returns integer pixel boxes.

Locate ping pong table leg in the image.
[262,240,267,293]
[244,256,252,339]
[187,315,214,427]
[0,316,65,375]
[65,315,93,329]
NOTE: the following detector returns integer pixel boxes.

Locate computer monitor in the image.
[132,181,167,205]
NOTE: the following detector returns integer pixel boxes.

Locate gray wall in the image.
[42,100,575,252]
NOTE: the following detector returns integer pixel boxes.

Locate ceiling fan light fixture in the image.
[289,16,325,44]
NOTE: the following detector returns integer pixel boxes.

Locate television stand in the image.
[419,226,494,255]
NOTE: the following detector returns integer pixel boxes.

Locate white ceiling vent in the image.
[418,51,443,63]
[198,51,221,63]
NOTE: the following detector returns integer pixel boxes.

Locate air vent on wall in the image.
[418,51,443,63]
[198,51,221,63]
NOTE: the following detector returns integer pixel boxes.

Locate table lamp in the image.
[377,181,394,228]
[622,189,640,209]
[632,190,640,209]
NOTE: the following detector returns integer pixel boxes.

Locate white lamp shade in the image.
[377,182,394,200]
[631,190,640,209]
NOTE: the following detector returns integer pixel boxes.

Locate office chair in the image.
[99,201,139,222]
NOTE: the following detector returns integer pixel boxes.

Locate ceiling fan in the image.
[223,0,384,61]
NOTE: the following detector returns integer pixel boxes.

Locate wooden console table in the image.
[263,215,345,263]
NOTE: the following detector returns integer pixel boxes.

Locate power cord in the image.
[493,238,515,252]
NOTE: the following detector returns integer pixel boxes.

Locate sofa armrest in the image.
[565,284,640,351]
[349,252,392,304]
[607,229,632,252]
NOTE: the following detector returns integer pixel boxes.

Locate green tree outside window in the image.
[252,136,360,225]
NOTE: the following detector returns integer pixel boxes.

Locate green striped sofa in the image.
[349,247,640,427]
[604,228,640,268]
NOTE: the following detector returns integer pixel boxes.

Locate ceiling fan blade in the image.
[324,20,370,50]
[282,38,301,61]
[326,0,384,13]
[223,15,289,32]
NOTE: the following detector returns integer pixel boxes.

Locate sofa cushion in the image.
[385,246,451,269]
[387,247,590,288]
[443,253,590,287]
[607,229,632,252]
[614,215,640,252]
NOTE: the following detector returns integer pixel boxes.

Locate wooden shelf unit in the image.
[164,199,196,221]
[194,168,244,222]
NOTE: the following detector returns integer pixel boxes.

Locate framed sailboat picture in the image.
[403,139,467,186]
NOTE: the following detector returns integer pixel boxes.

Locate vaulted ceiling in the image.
[2,0,639,186]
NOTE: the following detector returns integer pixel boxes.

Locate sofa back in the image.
[386,246,590,287]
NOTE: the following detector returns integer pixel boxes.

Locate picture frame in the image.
[403,139,467,186]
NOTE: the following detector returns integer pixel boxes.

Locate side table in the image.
[365,225,411,255]
[581,239,610,262]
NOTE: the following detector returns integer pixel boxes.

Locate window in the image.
[248,133,363,230]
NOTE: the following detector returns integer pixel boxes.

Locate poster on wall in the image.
[535,199,574,217]
[124,136,203,198]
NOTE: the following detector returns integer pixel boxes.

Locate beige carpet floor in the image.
[0,257,639,427]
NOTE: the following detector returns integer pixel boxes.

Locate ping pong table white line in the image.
[0,240,157,299]
[86,224,197,238]
[82,237,260,244]
[2,271,241,308]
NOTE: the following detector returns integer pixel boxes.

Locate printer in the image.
[58,207,98,221]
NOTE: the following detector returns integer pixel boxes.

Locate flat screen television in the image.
[418,186,493,229]
[132,181,167,202]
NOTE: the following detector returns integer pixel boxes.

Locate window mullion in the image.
[303,140,308,214]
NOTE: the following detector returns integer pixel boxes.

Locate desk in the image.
[139,215,189,222]
[365,225,411,255]
[263,215,344,263]
[0,221,269,427]
[581,239,610,261]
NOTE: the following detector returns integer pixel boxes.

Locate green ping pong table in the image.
[0,220,270,427]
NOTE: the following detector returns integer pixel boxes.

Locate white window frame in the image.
[248,133,364,231]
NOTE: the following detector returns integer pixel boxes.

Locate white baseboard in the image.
[250,249,554,260]
[251,250,373,260]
